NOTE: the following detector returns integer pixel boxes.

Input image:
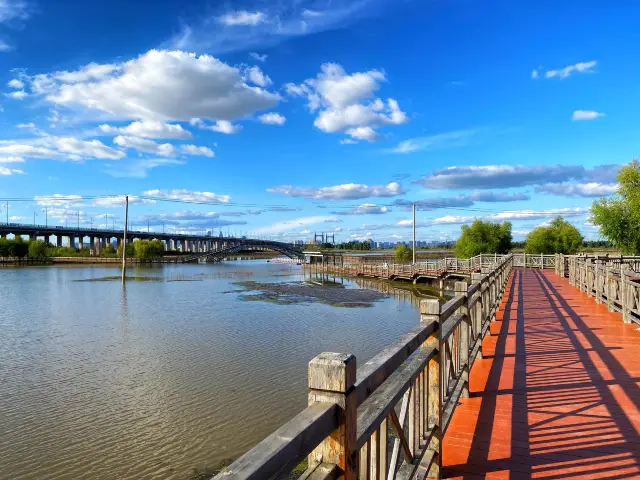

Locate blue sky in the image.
[0,0,638,242]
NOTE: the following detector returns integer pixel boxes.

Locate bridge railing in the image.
[213,255,514,480]
[566,256,640,324]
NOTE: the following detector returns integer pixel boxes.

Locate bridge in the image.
[0,222,302,259]
[213,253,640,480]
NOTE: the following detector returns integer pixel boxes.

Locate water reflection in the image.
[1,260,439,479]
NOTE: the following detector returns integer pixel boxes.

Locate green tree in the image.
[10,238,29,258]
[28,240,48,258]
[525,217,583,254]
[117,242,135,258]
[591,160,640,254]
[102,243,117,257]
[0,238,9,257]
[134,239,164,259]
[455,220,513,258]
[394,243,413,262]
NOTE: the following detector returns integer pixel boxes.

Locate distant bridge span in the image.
[182,239,304,263]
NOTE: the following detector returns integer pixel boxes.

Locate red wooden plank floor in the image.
[442,269,640,479]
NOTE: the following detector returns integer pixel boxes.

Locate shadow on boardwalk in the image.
[443,269,640,479]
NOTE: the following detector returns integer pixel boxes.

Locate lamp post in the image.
[33,211,37,226]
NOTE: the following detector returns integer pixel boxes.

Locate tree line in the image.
[0,238,166,260]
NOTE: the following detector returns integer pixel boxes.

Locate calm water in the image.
[0,260,431,479]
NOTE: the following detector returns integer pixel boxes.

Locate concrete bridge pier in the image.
[56,235,62,247]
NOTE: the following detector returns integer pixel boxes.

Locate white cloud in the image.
[0,0,30,23]
[181,144,215,157]
[249,52,267,62]
[432,215,475,225]
[0,137,124,161]
[535,182,617,197]
[168,1,378,54]
[572,110,605,121]
[105,158,184,178]
[258,112,286,125]
[267,181,406,200]
[486,207,588,221]
[25,50,280,122]
[0,40,11,52]
[16,122,35,129]
[531,69,539,79]
[92,195,156,207]
[219,10,266,26]
[8,78,24,89]
[541,61,597,80]
[0,166,23,175]
[340,138,358,145]
[0,156,24,163]
[114,135,177,156]
[191,118,242,134]
[255,215,339,234]
[99,120,193,139]
[142,189,231,204]
[332,203,391,215]
[393,191,529,211]
[34,194,84,207]
[414,164,617,190]
[390,129,477,154]
[6,89,27,99]
[245,66,271,87]
[286,63,408,140]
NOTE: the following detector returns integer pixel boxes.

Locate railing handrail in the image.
[216,254,515,479]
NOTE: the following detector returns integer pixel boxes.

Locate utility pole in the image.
[33,211,37,226]
[122,195,129,285]
[412,203,416,265]
[6,201,8,224]
[162,221,165,234]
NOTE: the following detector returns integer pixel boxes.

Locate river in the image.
[0,260,439,479]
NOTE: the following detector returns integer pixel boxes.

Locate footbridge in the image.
[213,253,640,480]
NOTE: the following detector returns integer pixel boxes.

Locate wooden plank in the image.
[299,463,339,480]
[353,321,437,406]
[440,296,465,319]
[440,312,466,342]
[356,347,436,449]
[216,403,338,480]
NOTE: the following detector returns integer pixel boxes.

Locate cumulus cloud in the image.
[114,136,177,157]
[267,181,406,200]
[99,120,193,139]
[332,204,391,215]
[535,182,617,197]
[8,78,23,89]
[486,207,588,221]
[181,144,215,157]
[23,50,280,122]
[0,156,24,163]
[92,195,156,207]
[255,215,339,234]
[572,110,605,121]
[142,189,231,204]
[393,191,529,211]
[0,137,125,161]
[540,61,597,79]
[414,164,620,190]
[245,66,271,87]
[286,63,408,142]
[389,129,476,154]
[191,118,242,134]
[6,89,26,99]
[258,112,286,125]
[34,194,84,207]
[0,166,24,175]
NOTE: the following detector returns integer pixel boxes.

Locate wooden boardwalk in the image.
[443,269,640,479]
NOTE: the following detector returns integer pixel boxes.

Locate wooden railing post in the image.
[595,260,602,304]
[471,272,485,354]
[308,352,357,478]
[621,270,631,324]
[421,299,441,480]
[606,264,613,312]
[455,281,470,399]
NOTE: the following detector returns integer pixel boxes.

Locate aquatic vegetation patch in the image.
[231,281,387,308]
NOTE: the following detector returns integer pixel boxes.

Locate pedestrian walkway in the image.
[442,269,640,479]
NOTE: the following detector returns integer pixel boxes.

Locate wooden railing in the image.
[566,256,640,324]
[214,255,514,479]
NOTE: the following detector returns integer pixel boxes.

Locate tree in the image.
[0,238,9,257]
[28,240,48,258]
[455,220,512,258]
[134,239,164,259]
[591,160,640,254]
[117,242,135,258]
[102,244,117,257]
[525,216,583,254]
[10,238,29,258]
[394,243,413,262]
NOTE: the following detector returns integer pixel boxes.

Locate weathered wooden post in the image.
[455,281,470,398]
[606,264,613,312]
[308,352,357,478]
[595,259,602,304]
[471,273,485,353]
[621,270,630,324]
[421,299,441,480]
